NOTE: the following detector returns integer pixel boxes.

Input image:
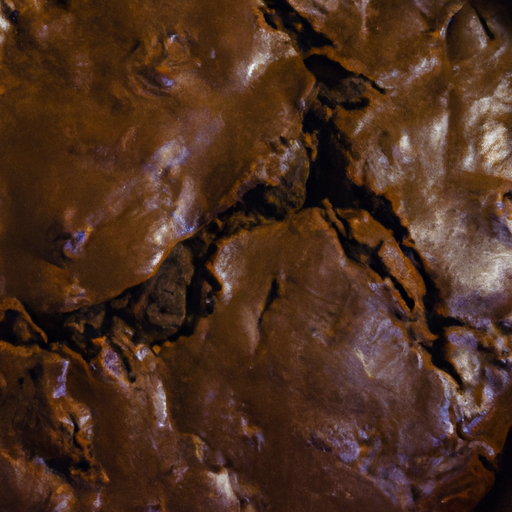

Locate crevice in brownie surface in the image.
[164,261,221,343]
[258,278,280,329]
[388,275,415,312]
[303,104,402,236]
[304,54,385,97]
[304,83,473,391]
[20,185,302,352]
[474,428,512,510]
[324,211,416,314]
[261,0,333,52]
[109,341,137,383]
[421,337,464,389]
[351,187,409,243]
[399,246,466,333]
[472,5,496,40]
[304,55,354,87]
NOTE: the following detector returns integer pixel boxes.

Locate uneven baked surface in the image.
[1,0,512,510]
[294,0,512,324]
[0,0,313,312]
[0,209,495,510]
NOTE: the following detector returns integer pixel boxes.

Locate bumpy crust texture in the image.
[0,0,313,312]
[1,0,512,510]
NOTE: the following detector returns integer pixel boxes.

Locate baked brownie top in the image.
[0,0,313,312]
[293,0,512,324]
[1,0,512,510]
[0,209,488,510]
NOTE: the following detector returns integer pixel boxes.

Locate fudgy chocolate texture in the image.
[0,0,314,313]
[164,208,494,512]
[0,209,503,511]
[2,0,512,510]
[292,0,512,324]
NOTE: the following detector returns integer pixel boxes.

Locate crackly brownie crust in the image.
[0,0,313,312]
[2,0,512,510]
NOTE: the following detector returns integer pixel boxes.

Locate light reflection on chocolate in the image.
[0,0,313,312]
[2,0,512,510]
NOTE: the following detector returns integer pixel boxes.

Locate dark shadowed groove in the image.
[109,342,136,383]
[304,54,354,86]
[261,0,333,51]
[166,256,222,343]
[474,428,512,510]
[305,88,466,388]
[421,338,464,389]
[258,279,281,329]
[360,75,386,95]
[472,5,496,41]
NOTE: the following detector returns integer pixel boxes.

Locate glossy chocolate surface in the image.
[292,0,512,323]
[0,209,500,511]
[2,0,512,510]
[0,0,313,312]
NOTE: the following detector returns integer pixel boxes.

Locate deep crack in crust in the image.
[1,0,512,510]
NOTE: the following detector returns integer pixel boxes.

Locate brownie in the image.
[1,0,512,510]
[0,0,313,312]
